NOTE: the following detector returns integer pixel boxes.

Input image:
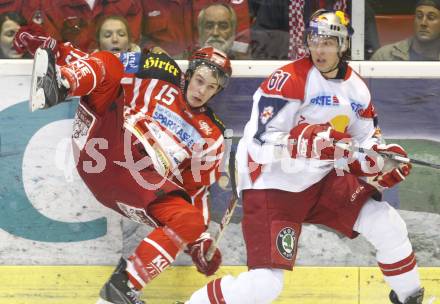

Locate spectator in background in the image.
[248,0,290,59]
[0,12,27,58]
[30,0,142,52]
[141,0,250,59]
[0,0,22,14]
[0,0,37,20]
[197,3,249,59]
[95,15,140,53]
[371,0,440,60]
[249,0,380,60]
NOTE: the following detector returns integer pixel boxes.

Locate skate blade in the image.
[29,48,48,112]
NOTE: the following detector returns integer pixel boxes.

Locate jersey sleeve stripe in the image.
[259,91,302,103]
[130,78,142,108]
[141,79,158,113]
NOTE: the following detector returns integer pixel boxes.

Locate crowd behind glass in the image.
[1,0,439,61]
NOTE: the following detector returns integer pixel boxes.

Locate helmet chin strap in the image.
[319,51,344,78]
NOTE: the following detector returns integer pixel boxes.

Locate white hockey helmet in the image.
[306,9,353,53]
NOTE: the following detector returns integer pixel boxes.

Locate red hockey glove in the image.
[186,234,222,276]
[368,143,412,189]
[288,123,350,160]
[13,24,58,56]
[347,143,412,186]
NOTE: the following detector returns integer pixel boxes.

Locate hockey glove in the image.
[368,144,412,189]
[186,233,222,276]
[13,24,58,56]
[348,143,411,188]
[288,123,350,160]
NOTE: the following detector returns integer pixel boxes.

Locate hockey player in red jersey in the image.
[17,26,232,304]
[179,10,425,304]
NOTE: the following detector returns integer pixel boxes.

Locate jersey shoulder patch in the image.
[260,57,312,101]
[135,51,182,86]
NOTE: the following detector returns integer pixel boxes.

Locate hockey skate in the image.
[29,47,68,112]
[96,258,145,304]
[389,287,424,304]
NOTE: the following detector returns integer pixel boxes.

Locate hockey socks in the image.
[125,227,181,289]
[379,252,422,303]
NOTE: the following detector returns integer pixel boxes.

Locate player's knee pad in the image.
[220,268,284,304]
[354,199,411,260]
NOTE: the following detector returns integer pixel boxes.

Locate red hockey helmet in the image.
[186,46,232,89]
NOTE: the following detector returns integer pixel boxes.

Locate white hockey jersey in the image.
[236,57,379,193]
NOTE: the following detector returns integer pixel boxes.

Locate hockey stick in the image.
[334,142,440,170]
[267,138,440,170]
[206,148,239,261]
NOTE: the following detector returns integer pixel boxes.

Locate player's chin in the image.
[188,97,205,108]
[314,61,329,71]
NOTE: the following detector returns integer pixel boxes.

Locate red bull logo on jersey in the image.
[310,95,340,106]
[260,106,274,124]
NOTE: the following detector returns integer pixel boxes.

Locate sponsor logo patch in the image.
[199,120,213,136]
[72,103,96,150]
[310,95,340,106]
[276,227,296,260]
[119,52,141,73]
[350,101,365,117]
[350,185,365,202]
[143,55,179,76]
[152,105,204,148]
[117,202,159,227]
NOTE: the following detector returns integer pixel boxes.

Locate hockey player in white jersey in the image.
[178,9,425,304]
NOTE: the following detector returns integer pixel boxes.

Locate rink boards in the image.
[1,61,440,304]
[0,266,438,304]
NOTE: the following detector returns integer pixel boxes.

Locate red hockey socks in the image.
[125,227,181,289]
[379,251,422,302]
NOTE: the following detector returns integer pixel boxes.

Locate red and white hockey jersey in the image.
[236,57,379,193]
[66,47,225,224]
[120,52,226,221]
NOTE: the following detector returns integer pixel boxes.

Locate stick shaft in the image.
[342,144,440,170]
[206,149,238,261]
